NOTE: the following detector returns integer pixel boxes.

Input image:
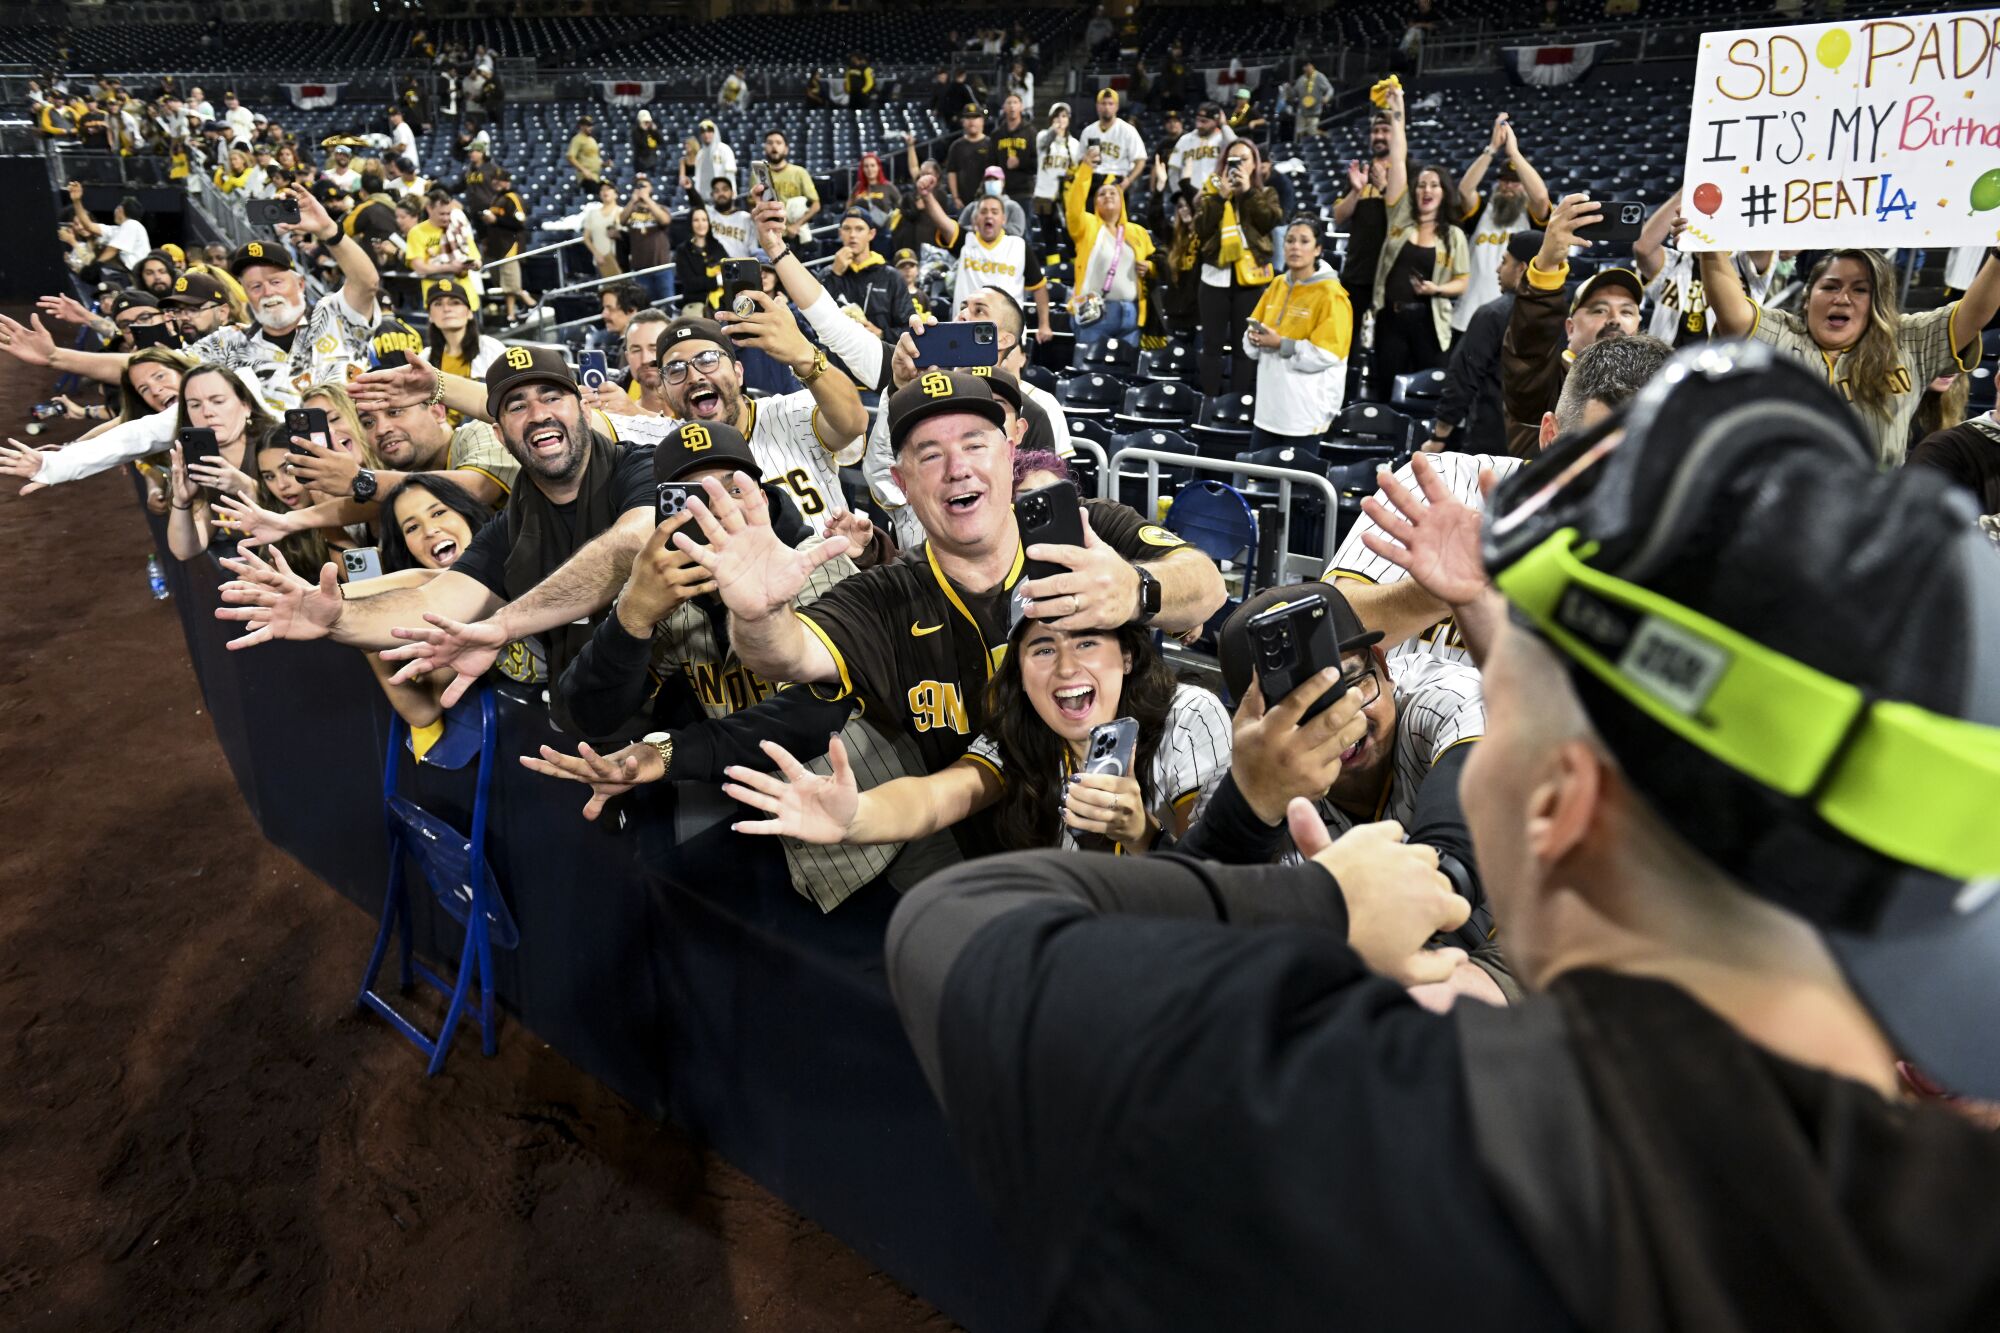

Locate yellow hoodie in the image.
[1243,265,1354,436]
[1064,161,1155,328]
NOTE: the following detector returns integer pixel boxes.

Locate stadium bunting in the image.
[598,80,657,107]
[282,83,346,110]
[1678,9,2000,251]
[1500,41,1617,87]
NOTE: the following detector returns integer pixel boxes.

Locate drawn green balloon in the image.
[1817,28,1851,68]
[1974,169,2000,214]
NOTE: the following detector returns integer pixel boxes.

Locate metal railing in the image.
[1111,447,1343,582]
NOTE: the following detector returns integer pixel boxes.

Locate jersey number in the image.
[784,469,826,516]
[907,680,969,735]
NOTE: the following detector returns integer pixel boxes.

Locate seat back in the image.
[1337,401,1417,444]
[1058,372,1124,415]
[1165,480,1258,590]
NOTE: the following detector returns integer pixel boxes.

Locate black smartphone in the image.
[1246,597,1342,723]
[177,426,221,463]
[1015,480,1086,585]
[655,481,709,544]
[720,257,763,317]
[1582,198,1648,246]
[1082,717,1139,778]
[129,322,179,350]
[283,406,330,454]
[910,320,999,370]
[245,196,301,228]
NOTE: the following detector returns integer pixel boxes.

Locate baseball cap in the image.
[1483,340,2000,1098]
[977,365,1025,415]
[698,118,717,130]
[140,248,179,273]
[1096,87,1119,102]
[886,370,1007,454]
[657,316,739,363]
[483,344,578,420]
[983,165,1005,180]
[652,420,762,484]
[839,207,877,226]
[1197,100,1223,119]
[163,270,230,307]
[1234,87,1252,100]
[426,277,475,307]
[228,239,293,277]
[109,289,159,316]
[1506,230,1545,265]
[1216,582,1384,706]
[1571,266,1644,313]
[962,103,986,119]
[893,248,919,267]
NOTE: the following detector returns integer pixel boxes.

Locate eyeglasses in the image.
[663,349,727,383]
[116,309,166,327]
[1337,652,1382,708]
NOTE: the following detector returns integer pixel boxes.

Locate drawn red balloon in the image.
[1692,182,1722,216]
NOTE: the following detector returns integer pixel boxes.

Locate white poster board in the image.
[1679,10,2000,251]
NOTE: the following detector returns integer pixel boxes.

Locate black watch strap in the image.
[1135,565,1163,624]
[352,468,378,503]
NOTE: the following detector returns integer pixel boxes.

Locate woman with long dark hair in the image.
[1371,91,1469,388]
[1702,245,2000,464]
[1191,136,1281,397]
[722,616,1230,854]
[423,278,504,381]
[163,363,276,559]
[674,206,723,314]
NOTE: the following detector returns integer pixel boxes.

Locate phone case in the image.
[1249,600,1341,722]
[911,321,1000,370]
[1082,717,1140,778]
[1016,481,1086,586]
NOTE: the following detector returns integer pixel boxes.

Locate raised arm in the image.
[1503,124,1551,222]
[673,473,846,685]
[1457,114,1506,218]
[283,183,380,317]
[1631,188,1681,285]
[215,544,501,652]
[1383,87,1409,206]
[0,311,134,386]
[1954,251,2000,353]
[1698,247,1756,338]
[724,739,997,845]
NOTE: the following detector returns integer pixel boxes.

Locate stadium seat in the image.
[1058,373,1125,419]
[1110,429,1197,514]
[1165,481,1260,630]
[1189,393,1257,457]
[1391,368,1448,412]
[1138,343,1196,383]
[1067,415,1116,450]
[1113,381,1204,434]
[1337,402,1419,448]
[1071,335,1141,376]
[1019,364,1058,396]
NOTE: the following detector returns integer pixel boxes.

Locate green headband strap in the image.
[1495,530,2000,882]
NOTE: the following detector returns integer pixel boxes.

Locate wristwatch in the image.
[351,467,378,503]
[795,348,830,386]
[1133,565,1162,625]
[641,731,675,777]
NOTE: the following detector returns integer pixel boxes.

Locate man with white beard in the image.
[0,182,379,417]
[1449,113,1550,336]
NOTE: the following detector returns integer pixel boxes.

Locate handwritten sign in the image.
[1679,10,2000,250]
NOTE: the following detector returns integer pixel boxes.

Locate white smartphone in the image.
[343,546,385,581]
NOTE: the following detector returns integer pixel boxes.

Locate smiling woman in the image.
[722,614,1231,854]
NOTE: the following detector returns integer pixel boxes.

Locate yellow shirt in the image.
[404,220,448,304]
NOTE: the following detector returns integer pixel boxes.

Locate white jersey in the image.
[1645,248,1775,344]
[951,230,1037,313]
[390,122,418,163]
[696,140,738,196]
[1034,131,1082,202]
[190,288,380,412]
[1078,118,1146,180]
[1166,127,1235,195]
[1325,450,1524,668]
[708,205,754,259]
[743,387,852,519]
[1451,196,1534,333]
[964,683,1232,848]
[1283,656,1485,855]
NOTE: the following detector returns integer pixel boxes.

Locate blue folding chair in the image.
[1165,480,1259,648]
[357,688,519,1077]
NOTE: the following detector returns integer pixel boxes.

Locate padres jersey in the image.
[1167,127,1235,195]
[1325,451,1524,668]
[1282,655,1486,859]
[741,388,852,517]
[707,205,754,259]
[1078,118,1146,178]
[952,230,1045,315]
[795,505,1191,779]
[963,682,1231,850]
[648,542,922,911]
[188,286,379,412]
[1451,195,1540,333]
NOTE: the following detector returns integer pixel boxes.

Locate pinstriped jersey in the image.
[743,388,853,518]
[963,683,1232,850]
[1324,450,1524,668]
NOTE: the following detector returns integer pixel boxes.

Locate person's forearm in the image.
[1034,285,1050,330]
[1698,250,1753,336]
[1956,253,2000,346]
[490,517,647,642]
[1172,773,1287,862]
[1336,574,1449,651]
[1436,275,1469,297]
[325,230,380,308]
[1407,742,1484,917]
[796,289,884,391]
[46,345,133,385]
[1513,153,1551,219]
[804,360,867,443]
[1148,547,1224,634]
[33,406,175,486]
[1457,151,1490,213]
[1332,191,1360,224]
[1447,586,1506,666]
[668,689,853,781]
[729,607,828,684]
[847,773,967,845]
[167,502,207,560]
[1632,195,1678,281]
[555,608,657,742]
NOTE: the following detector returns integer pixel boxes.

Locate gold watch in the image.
[794,348,830,386]
[641,731,674,778]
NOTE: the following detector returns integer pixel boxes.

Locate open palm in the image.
[1357,456,1493,608]
[381,612,508,707]
[678,474,849,621]
[720,737,859,844]
[215,545,343,648]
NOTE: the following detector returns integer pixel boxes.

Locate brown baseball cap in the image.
[652,420,762,484]
[1571,266,1645,314]
[162,270,231,307]
[228,238,293,277]
[484,344,578,421]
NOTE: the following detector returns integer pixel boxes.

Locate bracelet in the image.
[171,500,192,510]
[767,246,791,263]
[425,373,447,407]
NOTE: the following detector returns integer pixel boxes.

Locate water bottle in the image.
[147,554,169,601]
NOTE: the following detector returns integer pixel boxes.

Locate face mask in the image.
[983,179,1003,198]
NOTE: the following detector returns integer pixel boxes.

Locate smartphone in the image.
[283,406,330,454]
[577,349,610,392]
[653,481,712,546]
[245,196,301,228]
[129,322,179,350]
[910,320,999,371]
[1082,717,1139,778]
[1015,480,1086,586]
[720,257,763,317]
[342,547,384,581]
[177,426,221,463]
[1246,597,1342,723]
[750,160,775,198]
[1582,198,1648,245]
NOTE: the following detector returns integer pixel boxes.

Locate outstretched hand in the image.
[674,472,851,623]
[1292,809,1470,987]
[0,437,50,495]
[1357,455,1496,609]
[379,612,508,708]
[0,313,59,367]
[214,543,343,648]
[210,489,295,549]
[519,740,665,821]
[721,736,861,844]
[350,350,439,413]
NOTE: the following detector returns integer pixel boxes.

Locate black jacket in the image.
[1437,291,1512,456]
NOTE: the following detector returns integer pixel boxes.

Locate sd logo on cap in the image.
[885,369,1005,454]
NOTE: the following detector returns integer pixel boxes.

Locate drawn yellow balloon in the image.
[1817,28,1851,69]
